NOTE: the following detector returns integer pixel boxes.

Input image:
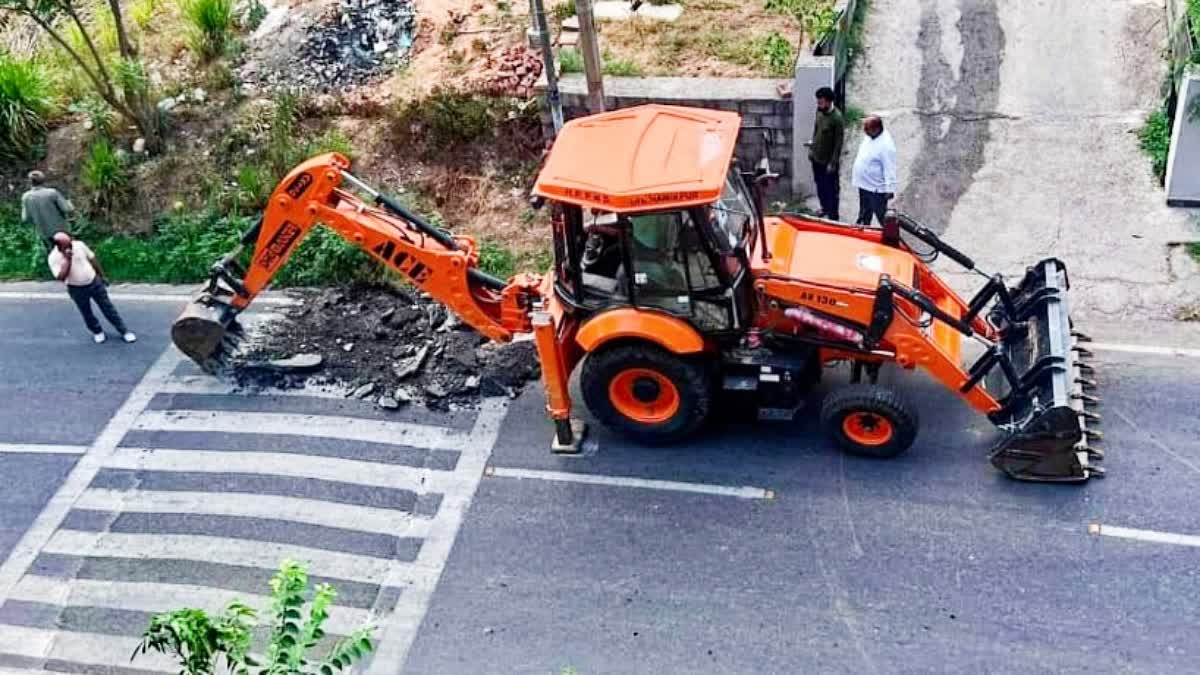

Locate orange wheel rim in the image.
[608,368,681,424]
[842,412,894,446]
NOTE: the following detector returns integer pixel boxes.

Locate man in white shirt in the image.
[47,232,136,344]
[851,115,898,227]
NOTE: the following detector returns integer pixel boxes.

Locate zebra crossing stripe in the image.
[42,530,404,587]
[74,488,433,539]
[365,397,510,674]
[103,447,472,494]
[132,409,474,451]
[0,625,176,672]
[0,348,182,607]
[7,576,371,637]
[156,376,351,399]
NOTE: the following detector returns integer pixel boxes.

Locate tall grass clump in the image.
[183,0,236,61]
[0,54,54,162]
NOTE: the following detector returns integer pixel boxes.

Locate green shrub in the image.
[478,240,517,279]
[131,0,160,29]
[0,54,54,162]
[602,58,642,76]
[550,1,575,21]
[69,97,117,138]
[242,0,268,30]
[1138,109,1172,184]
[759,32,795,77]
[80,139,129,215]
[135,560,374,675]
[392,89,496,151]
[183,0,236,61]
[558,48,583,74]
[0,204,48,279]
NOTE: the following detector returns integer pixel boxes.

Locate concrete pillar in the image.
[1167,69,1200,206]
[791,55,835,197]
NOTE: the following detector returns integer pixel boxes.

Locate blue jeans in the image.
[67,279,128,335]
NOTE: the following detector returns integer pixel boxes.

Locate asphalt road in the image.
[1,291,1198,674]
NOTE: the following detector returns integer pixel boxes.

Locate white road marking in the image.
[0,347,182,607]
[0,443,87,455]
[8,575,370,636]
[105,447,473,495]
[1089,523,1200,548]
[0,291,298,305]
[43,530,400,586]
[1089,342,1200,359]
[133,409,473,452]
[158,375,350,398]
[74,488,432,538]
[365,398,508,675]
[485,466,775,500]
[0,625,175,671]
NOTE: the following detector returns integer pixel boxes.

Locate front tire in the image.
[820,384,919,458]
[581,343,712,444]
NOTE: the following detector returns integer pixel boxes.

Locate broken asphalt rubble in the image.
[235,283,540,410]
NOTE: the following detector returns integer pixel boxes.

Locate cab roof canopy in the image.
[533,104,741,214]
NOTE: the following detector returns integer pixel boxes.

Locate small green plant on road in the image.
[134,560,375,675]
[1138,109,1172,184]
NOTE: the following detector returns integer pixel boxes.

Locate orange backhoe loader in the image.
[172,105,1102,482]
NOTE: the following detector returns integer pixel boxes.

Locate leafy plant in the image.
[242,0,267,30]
[1138,109,1173,184]
[478,240,517,279]
[602,57,642,76]
[557,48,583,74]
[70,97,117,137]
[80,138,129,215]
[131,0,160,29]
[764,0,836,51]
[235,164,269,210]
[184,0,236,61]
[134,560,375,675]
[391,88,496,153]
[550,1,574,21]
[758,31,794,77]
[0,53,53,162]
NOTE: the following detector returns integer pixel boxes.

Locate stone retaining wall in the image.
[541,74,794,195]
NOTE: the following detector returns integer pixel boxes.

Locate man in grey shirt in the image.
[21,170,75,249]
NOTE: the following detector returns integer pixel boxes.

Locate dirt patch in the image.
[236,282,541,410]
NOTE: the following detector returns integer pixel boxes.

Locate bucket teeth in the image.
[1072,346,1095,357]
[1083,445,1105,459]
[1077,362,1096,374]
[1085,429,1104,440]
[1076,377,1098,391]
[1081,411,1102,423]
[1072,393,1101,404]
[1071,330,1092,342]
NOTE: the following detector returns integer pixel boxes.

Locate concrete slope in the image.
[846,0,1200,319]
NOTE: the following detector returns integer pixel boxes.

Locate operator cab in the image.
[533,104,758,336]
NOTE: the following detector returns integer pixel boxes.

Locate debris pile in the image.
[236,283,540,410]
[239,0,416,93]
[477,46,543,98]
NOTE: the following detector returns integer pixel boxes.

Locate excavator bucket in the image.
[971,259,1101,482]
[171,286,244,373]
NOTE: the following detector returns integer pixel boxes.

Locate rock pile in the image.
[239,0,416,93]
[235,283,541,410]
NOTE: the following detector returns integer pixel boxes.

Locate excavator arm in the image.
[172,153,546,369]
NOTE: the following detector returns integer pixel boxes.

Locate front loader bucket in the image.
[171,292,243,373]
[977,259,1102,482]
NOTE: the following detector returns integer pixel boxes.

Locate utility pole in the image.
[573,0,605,112]
[529,0,564,133]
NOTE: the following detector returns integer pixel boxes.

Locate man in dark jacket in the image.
[808,87,845,221]
[21,170,74,250]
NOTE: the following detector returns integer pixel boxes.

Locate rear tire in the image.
[582,343,712,444]
[820,384,919,459]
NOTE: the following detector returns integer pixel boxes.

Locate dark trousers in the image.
[67,279,128,335]
[857,188,891,227]
[811,161,840,221]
